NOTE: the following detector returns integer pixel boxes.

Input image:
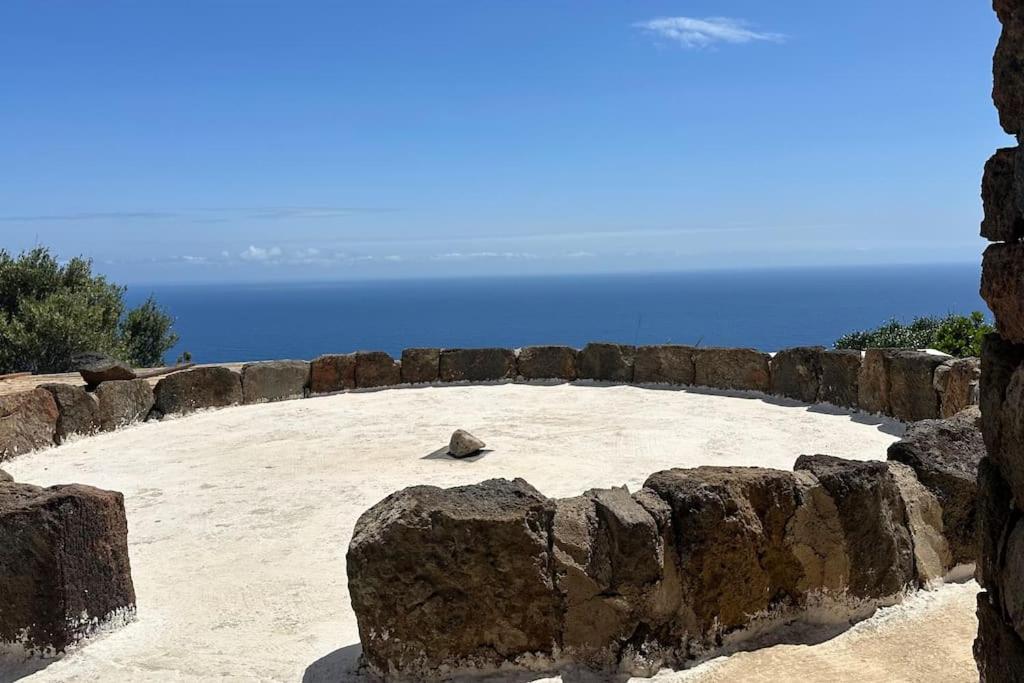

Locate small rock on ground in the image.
[448,430,485,458]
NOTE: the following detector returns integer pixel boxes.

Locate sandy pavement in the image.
[0,382,977,682]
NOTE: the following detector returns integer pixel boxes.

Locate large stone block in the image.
[770,346,824,403]
[983,243,1024,344]
[976,591,1024,683]
[692,347,770,392]
[309,354,356,394]
[576,343,635,383]
[400,348,440,384]
[151,366,242,417]
[887,412,985,566]
[354,351,401,388]
[75,352,135,389]
[886,462,952,584]
[819,349,861,408]
[347,478,559,678]
[887,350,944,422]
[998,515,1024,642]
[633,345,696,385]
[994,11,1024,136]
[0,482,135,655]
[858,348,891,414]
[517,346,578,381]
[938,357,981,418]
[793,455,915,599]
[981,333,1024,457]
[982,147,1024,241]
[995,363,1024,505]
[38,383,99,444]
[0,389,58,460]
[94,379,155,431]
[978,457,1015,595]
[438,348,516,383]
[241,360,310,404]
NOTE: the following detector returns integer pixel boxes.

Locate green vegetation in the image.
[0,247,180,374]
[835,311,993,358]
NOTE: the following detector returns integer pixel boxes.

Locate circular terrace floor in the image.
[2,383,977,682]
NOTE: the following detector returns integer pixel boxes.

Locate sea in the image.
[126,263,987,365]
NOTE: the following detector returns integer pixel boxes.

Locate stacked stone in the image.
[977,0,1024,676]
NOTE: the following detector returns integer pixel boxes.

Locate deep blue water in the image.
[126,264,987,364]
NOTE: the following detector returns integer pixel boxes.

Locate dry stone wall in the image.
[0,342,980,461]
[977,1,1024,676]
[346,407,982,679]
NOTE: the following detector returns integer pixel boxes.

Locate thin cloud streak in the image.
[635,16,785,49]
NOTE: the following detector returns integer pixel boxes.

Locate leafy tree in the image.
[0,247,180,373]
[835,312,994,358]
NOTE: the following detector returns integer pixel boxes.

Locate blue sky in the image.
[0,1,1009,283]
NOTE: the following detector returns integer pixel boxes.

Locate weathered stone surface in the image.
[999,516,1024,642]
[886,350,945,422]
[793,455,914,599]
[95,379,155,431]
[347,478,558,677]
[858,348,891,414]
[770,346,823,403]
[354,351,401,389]
[516,346,578,381]
[577,343,635,383]
[983,243,1024,344]
[982,147,1024,241]
[0,469,12,482]
[938,357,981,418]
[976,591,1024,683]
[0,389,58,460]
[38,383,100,443]
[633,345,696,385]
[994,8,1024,136]
[819,349,861,408]
[981,333,1024,457]
[309,354,356,394]
[995,363,1024,505]
[151,366,241,417]
[400,348,440,384]
[241,360,310,404]
[887,412,984,566]
[438,348,516,383]
[448,429,485,458]
[75,352,136,388]
[978,457,1015,594]
[0,482,135,654]
[692,347,770,392]
[887,462,952,583]
[643,467,807,636]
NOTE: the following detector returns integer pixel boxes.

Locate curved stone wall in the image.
[0,343,980,460]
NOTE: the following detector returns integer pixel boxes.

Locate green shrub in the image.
[0,247,180,373]
[835,312,993,358]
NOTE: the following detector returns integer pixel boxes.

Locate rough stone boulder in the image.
[38,383,100,444]
[75,352,136,388]
[978,457,1015,595]
[400,348,440,384]
[347,478,559,678]
[936,357,981,418]
[994,2,1024,136]
[95,379,155,431]
[793,455,915,599]
[819,349,861,408]
[887,350,945,422]
[983,243,1024,344]
[770,346,823,403]
[858,348,892,414]
[887,411,985,566]
[0,389,58,460]
[151,366,242,417]
[354,351,401,388]
[692,347,770,392]
[979,333,1024,458]
[309,354,356,394]
[0,469,11,482]
[0,481,136,655]
[241,360,310,403]
[982,147,1024,242]
[576,343,635,383]
[986,350,1024,506]
[438,348,516,383]
[643,466,834,638]
[517,346,578,381]
[886,462,952,583]
[633,345,696,385]
[448,429,485,458]
[976,591,1024,683]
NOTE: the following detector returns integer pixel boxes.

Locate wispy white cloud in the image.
[239,245,283,262]
[635,16,785,49]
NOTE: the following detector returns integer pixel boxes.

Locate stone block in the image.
[152,366,242,417]
[576,343,635,383]
[692,347,770,392]
[982,147,1024,241]
[0,389,58,460]
[516,346,578,381]
[309,354,356,394]
[38,383,99,444]
[770,346,824,403]
[354,351,401,389]
[400,348,440,384]
[983,243,1024,344]
[241,360,310,404]
[438,348,516,382]
[633,345,696,385]
[94,379,155,431]
[819,349,861,408]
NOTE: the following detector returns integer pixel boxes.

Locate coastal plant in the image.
[834,312,993,358]
[0,247,179,373]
